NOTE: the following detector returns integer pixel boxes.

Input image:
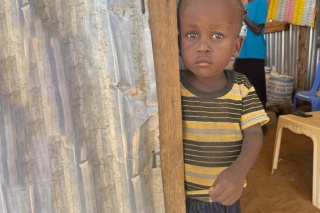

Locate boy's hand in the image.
[208,166,245,205]
[208,123,263,205]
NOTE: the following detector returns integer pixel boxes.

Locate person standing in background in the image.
[233,0,269,135]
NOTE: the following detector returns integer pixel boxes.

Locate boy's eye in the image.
[186,32,197,38]
[212,33,224,39]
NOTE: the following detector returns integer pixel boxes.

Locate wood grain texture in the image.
[296,26,307,107]
[148,0,186,212]
[297,26,307,91]
[265,21,289,34]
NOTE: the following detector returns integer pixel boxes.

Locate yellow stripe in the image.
[220,92,242,100]
[185,166,225,186]
[184,132,242,142]
[185,175,215,186]
[181,88,194,97]
[185,164,226,174]
[181,86,250,99]
[267,0,279,21]
[241,110,270,129]
[241,110,265,120]
[292,0,305,25]
[183,121,239,129]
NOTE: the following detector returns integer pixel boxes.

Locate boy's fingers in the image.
[208,186,215,202]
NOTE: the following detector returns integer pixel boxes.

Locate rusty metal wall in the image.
[265,24,319,90]
[0,0,164,212]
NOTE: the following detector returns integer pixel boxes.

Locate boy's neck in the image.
[181,70,227,93]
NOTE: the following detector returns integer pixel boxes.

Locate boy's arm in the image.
[208,123,263,205]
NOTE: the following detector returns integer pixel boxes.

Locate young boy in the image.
[178,0,269,212]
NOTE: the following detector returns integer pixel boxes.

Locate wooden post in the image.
[148,0,186,212]
[316,0,320,48]
[296,26,308,107]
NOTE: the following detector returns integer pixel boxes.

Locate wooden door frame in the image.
[148,0,185,212]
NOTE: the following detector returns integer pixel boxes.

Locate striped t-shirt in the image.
[181,69,269,198]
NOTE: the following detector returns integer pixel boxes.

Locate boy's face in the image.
[179,0,242,79]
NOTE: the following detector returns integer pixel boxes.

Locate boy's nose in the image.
[197,39,211,53]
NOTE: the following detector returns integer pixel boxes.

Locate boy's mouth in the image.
[195,58,211,66]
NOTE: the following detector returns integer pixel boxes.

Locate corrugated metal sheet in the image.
[1,0,319,212]
[0,0,164,212]
[265,24,319,90]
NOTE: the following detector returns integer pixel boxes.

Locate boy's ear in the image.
[232,36,244,58]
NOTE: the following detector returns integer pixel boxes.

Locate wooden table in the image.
[271,111,320,209]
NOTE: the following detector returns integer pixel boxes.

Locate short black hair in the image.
[177,0,245,33]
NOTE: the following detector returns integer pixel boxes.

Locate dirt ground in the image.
[240,111,320,213]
